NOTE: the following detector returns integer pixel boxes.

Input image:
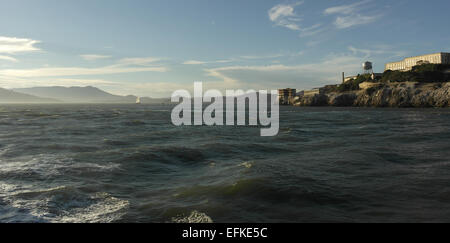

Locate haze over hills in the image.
[11,86,170,104]
[0,88,60,103]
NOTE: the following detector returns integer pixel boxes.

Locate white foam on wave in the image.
[0,154,121,177]
[2,186,129,223]
[239,161,254,169]
[0,182,24,197]
[56,192,130,223]
[0,153,127,223]
[171,210,213,223]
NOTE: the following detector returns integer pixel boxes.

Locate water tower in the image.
[362,61,373,75]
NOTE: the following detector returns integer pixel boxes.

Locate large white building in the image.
[385,52,450,71]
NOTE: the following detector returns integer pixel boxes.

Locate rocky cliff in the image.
[294,82,450,108]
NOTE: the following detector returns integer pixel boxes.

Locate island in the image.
[281,53,450,108]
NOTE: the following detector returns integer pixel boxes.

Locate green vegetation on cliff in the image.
[382,64,450,83]
[339,74,373,91]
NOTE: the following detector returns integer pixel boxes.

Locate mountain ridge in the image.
[0,88,60,103]
[11,86,170,104]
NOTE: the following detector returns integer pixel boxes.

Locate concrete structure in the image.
[278,88,297,105]
[385,52,450,71]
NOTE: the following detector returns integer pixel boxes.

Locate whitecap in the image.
[3,186,129,223]
[239,161,254,169]
[171,210,213,223]
[0,154,121,177]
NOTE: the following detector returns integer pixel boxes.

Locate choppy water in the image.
[0,104,450,223]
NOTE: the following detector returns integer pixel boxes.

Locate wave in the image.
[119,146,206,164]
[37,144,100,153]
[173,178,266,199]
[0,154,121,178]
[1,186,129,223]
[171,210,213,223]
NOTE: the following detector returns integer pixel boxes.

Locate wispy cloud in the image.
[0,55,18,63]
[268,2,326,37]
[324,0,369,15]
[334,14,380,29]
[183,60,207,65]
[117,57,162,66]
[324,0,381,29]
[298,24,324,37]
[240,54,284,60]
[80,54,112,61]
[241,51,305,60]
[183,59,232,65]
[348,45,408,59]
[0,65,167,78]
[0,36,40,63]
[268,2,303,31]
[184,52,305,66]
[0,36,40,54]
[0,37,168,90]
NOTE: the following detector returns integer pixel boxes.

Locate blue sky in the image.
[0,0,449,97]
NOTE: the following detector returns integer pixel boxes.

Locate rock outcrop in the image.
[294,82,450,108]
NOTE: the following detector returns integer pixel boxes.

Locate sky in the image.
[0,0,449,97]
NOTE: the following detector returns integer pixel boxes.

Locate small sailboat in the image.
[136,97,141,104]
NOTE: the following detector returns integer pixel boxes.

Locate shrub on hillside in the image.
[382,64,450,83]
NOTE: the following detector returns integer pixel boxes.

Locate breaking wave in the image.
[0,154,121,178]
[171,211,213,223]
[1,186,129,223]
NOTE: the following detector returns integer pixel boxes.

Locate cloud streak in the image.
[267,0,381,38]
[0,65,167,78]
[80,54,112,61]
[0,36,40,54]
[324,0,381,29]
[324,0,370,15]
[0,55,18,62]
[183,59,232,65]
[334,14,380,29]
[116,57,163,67]
[268,2,327,38]
[348,45,408,59]
[183,52,306,66]
[268,2,304,31]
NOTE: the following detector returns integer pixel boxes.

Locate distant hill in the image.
[0,88,59,103]
[12,86,170,104]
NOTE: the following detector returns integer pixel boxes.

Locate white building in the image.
[385,52,450,71]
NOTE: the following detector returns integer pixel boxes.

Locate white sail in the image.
[136,97,141,104]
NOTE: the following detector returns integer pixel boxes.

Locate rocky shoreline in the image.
[294,82,450,108]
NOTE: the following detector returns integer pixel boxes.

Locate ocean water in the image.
[1,104,450,223]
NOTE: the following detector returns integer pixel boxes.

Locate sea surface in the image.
[0,104,450,223]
